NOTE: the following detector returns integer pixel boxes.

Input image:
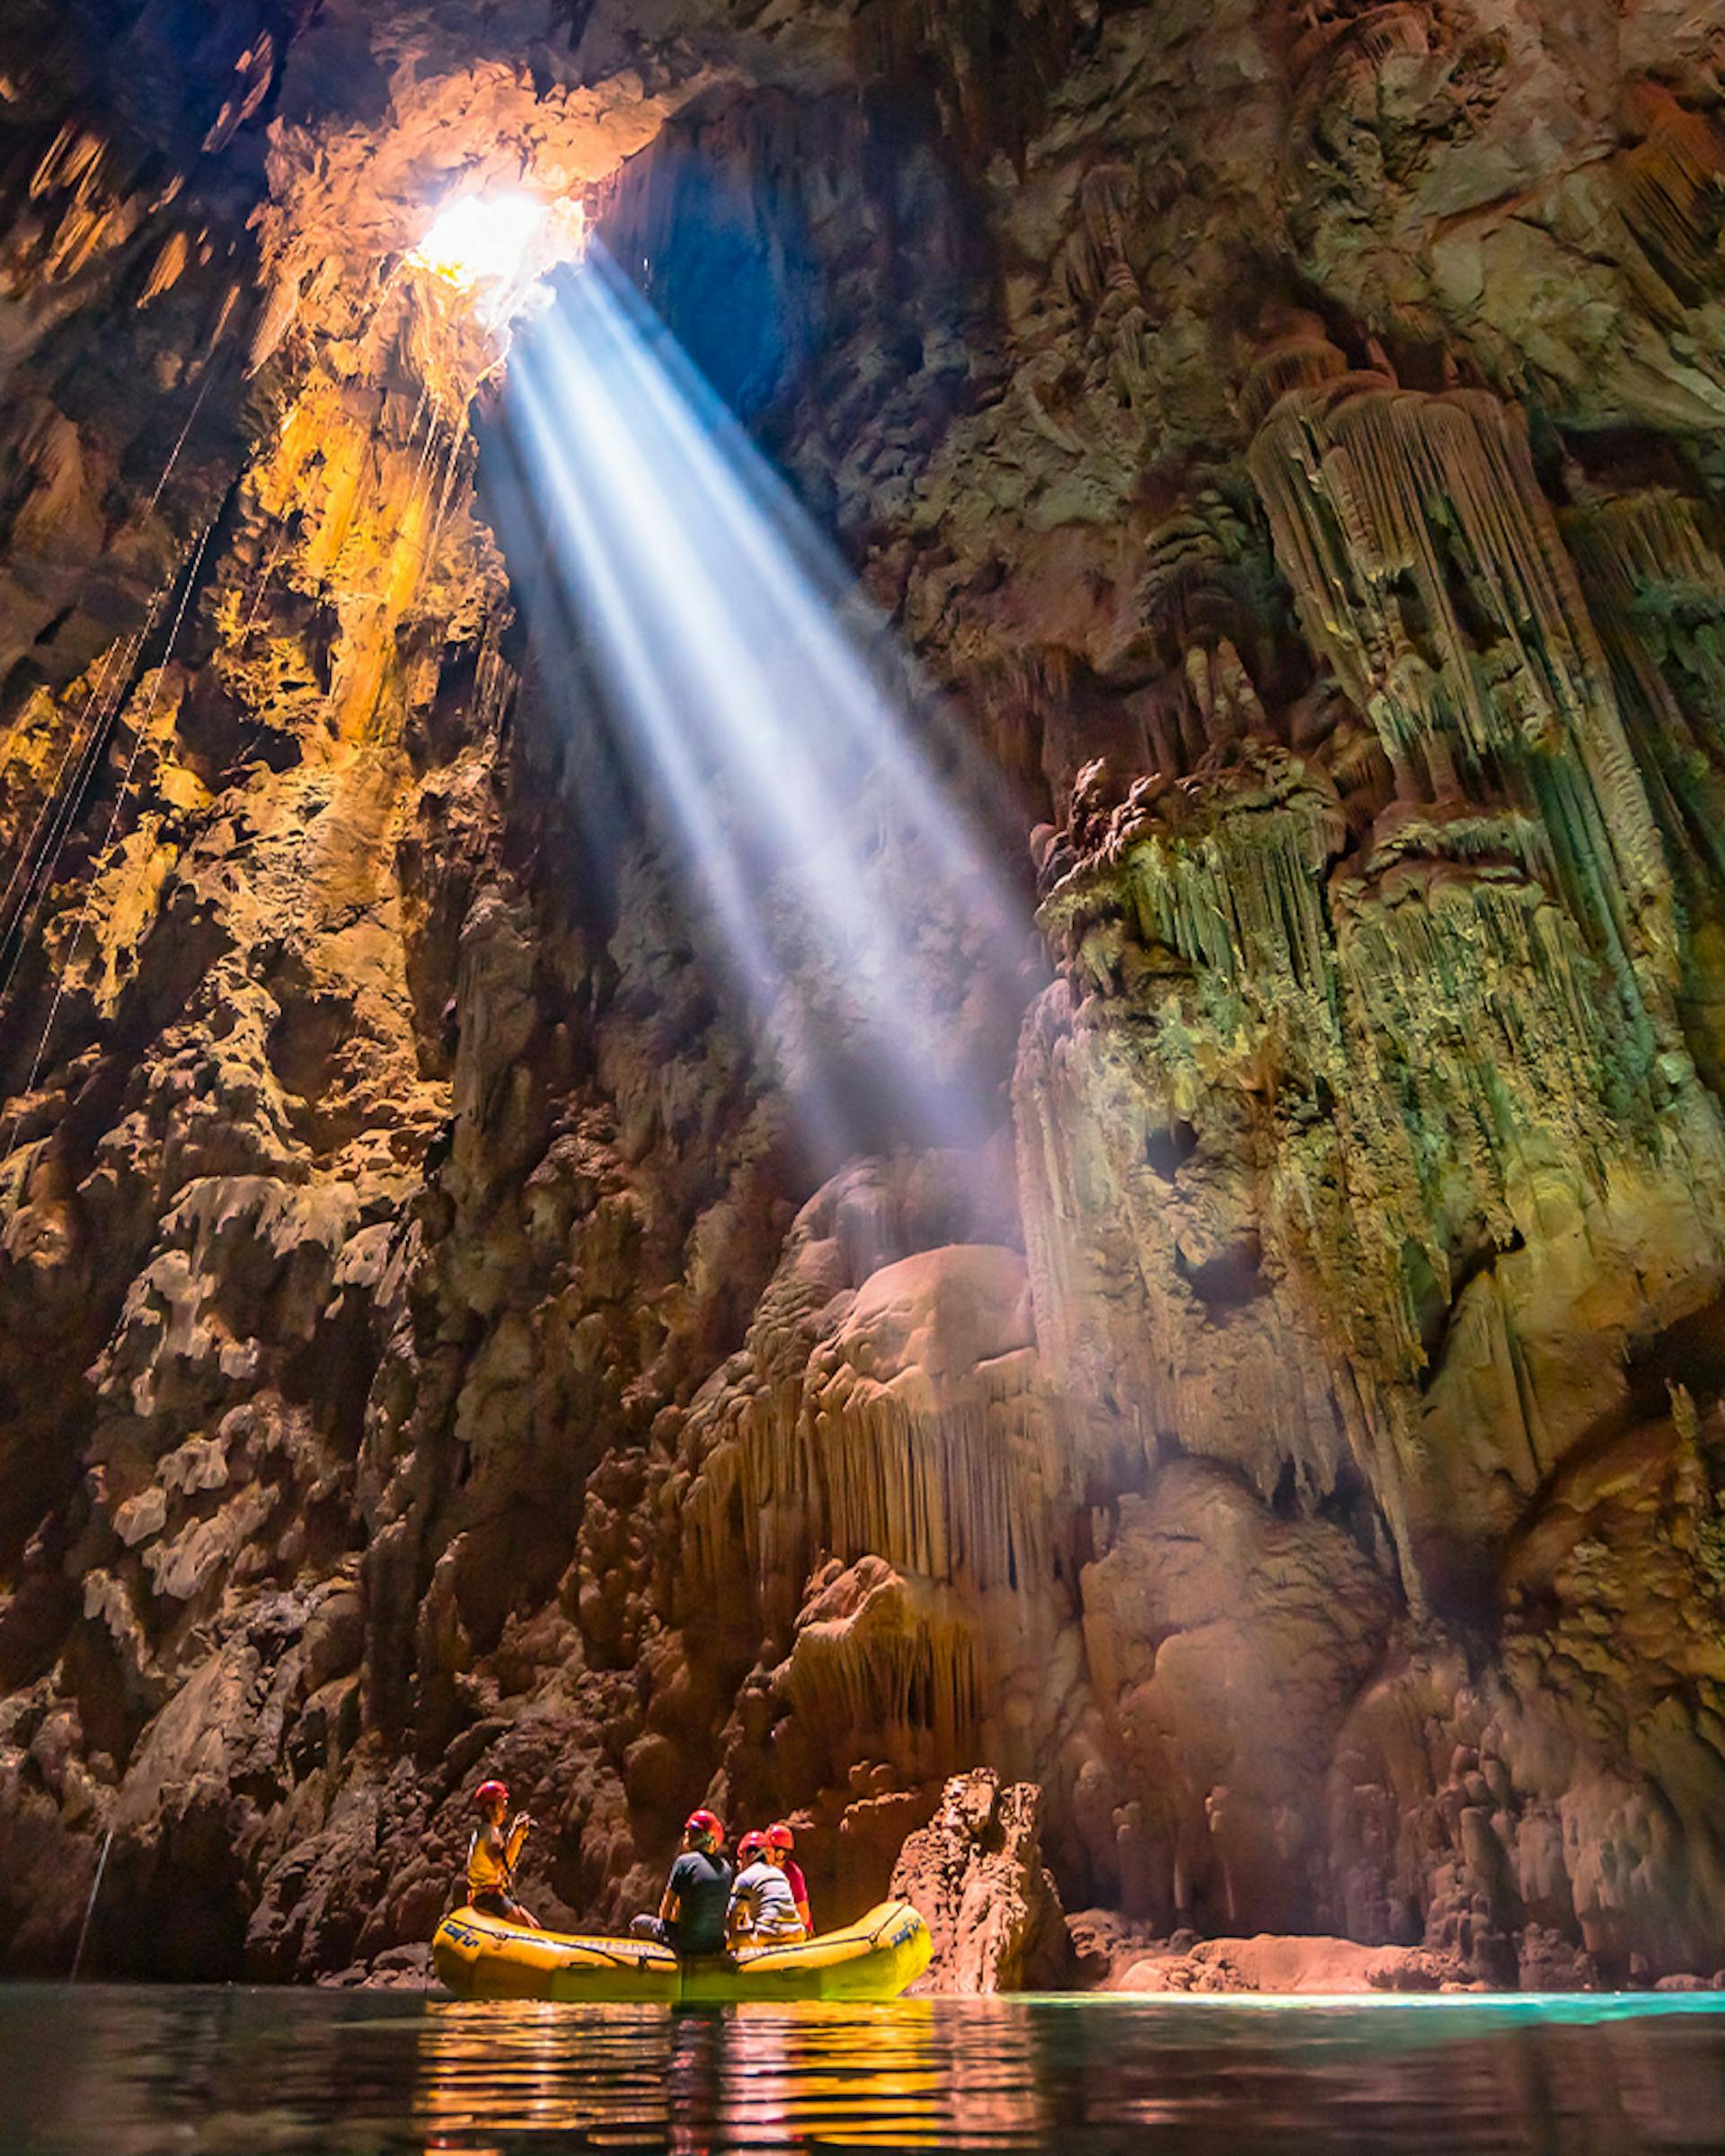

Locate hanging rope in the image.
[0,634,132,941]
[239,532,287,632]
[0,626,147,1018]
[69,1823,113,1982]
[0,540,190,1019]
[1,520,213,1161]
[144,366,217,519]
[0,347,234,1010]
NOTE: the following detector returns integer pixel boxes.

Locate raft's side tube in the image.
[432,1899,931,2004]
[433,1910,680,2002]
[683,1900,933,2002]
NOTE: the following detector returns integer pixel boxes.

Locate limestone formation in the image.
[3,0,1725,1992]
[889,1770,1071,1994]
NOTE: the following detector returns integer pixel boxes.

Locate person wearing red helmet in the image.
[465,1778,541,1928]
[766,1823,815,1938]
[722,1829,773,1944]
[726,1824,806,1946]
[630,1809,732,1956]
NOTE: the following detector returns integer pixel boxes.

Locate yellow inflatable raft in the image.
[432,1898,931,2004]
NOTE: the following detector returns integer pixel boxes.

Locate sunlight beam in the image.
[499,245,1029,1163]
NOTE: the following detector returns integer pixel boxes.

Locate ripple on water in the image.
[2,1987,1725,2154]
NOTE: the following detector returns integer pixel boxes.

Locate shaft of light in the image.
[499,244,1027,1162]
[503,364,862,1165]
[574,250,1016,895]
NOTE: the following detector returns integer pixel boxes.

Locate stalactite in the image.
[780,1569,986,1775]
[1133,495,1277,700]
[137,227,191,306]
[1563,490,1725,823]
[1249,345,1677,995]
[855,0,1082,169]
[1561,485,1725,1084]
[28,123,104,201]
[1614,87,1725,312]
[1039,760,1347,1010]
[1059,167,1140,315]
[1020,394,1725,1599]
[1339,872,1617,1156]
[11,119,115,287]
[689,1348,1075,1614]
[246,270,301,377]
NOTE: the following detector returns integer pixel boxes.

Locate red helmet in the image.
[686,1808,723,1846]
[475,1779,509,1807]
[737,1830,765,1862]
[765,1822,795,1851]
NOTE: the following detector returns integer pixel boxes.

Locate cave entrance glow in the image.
[410,193,548,292]
[485,245,1029,1167]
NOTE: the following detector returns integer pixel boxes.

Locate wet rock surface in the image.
[2,0,1725,1991]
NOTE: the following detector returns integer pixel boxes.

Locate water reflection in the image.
[2,1986,1725,2153]
[414,1999,993,2149]
[417,2002,673,2146]
[413,1993,1725,2154]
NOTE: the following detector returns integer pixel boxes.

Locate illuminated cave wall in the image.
[3,0,1725,1985]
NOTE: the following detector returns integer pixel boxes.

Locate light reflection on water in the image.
[3,1986,1724,2153]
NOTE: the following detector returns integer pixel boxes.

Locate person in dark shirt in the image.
[630,1810,733,1956]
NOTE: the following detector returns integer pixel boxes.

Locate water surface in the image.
[4,1985,1725,2152]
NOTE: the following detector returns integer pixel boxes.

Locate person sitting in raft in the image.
[466,1779,541,1928]
[631,1809,733,1955]
[767,1822,815,1937]
[727,1828,807,1945]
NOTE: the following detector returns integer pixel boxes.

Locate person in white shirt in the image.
[726,1830,808,1944]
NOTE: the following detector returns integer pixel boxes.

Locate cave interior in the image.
[2,0,1725,1993]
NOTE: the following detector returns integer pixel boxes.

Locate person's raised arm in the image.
[506,1812,532,1869]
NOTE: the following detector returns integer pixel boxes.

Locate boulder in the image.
[1112,1933,1468,1995]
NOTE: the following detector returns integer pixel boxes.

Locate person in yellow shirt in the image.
[465,1779,541,1928]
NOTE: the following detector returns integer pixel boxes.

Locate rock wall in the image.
[3,0,1725,1985]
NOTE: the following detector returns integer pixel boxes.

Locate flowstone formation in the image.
[4,0,1725,1991]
